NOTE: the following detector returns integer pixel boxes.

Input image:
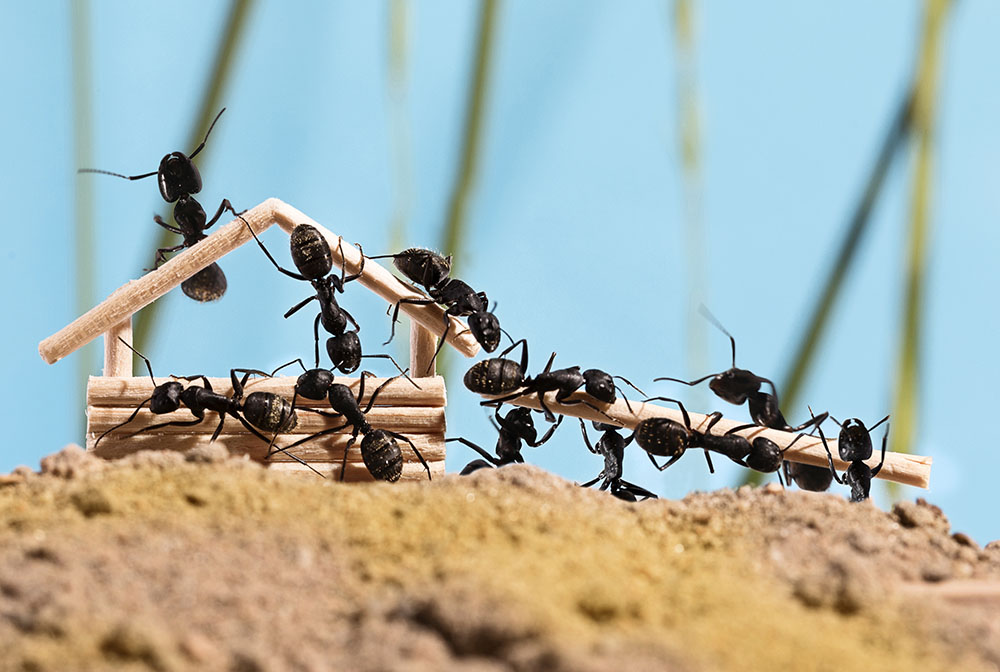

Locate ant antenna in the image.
[117,336,155,384]
[78,167,158,181]
[869,414,890,433]
[698,304,736,368]
[188,107,226,160]
[499,327,516,346]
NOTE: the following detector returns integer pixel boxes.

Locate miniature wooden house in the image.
[39,198,482,480]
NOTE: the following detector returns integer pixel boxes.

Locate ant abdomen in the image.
[361,430,404,482]
[181,263,227,302]
[464,358,524,396]
[290,224,333,280]
[242,392,298,434]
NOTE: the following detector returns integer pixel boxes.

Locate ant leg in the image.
[203,199,237,231]
[618,479,658,500]
[116,337,157,384]
[578,419,596,454]
[270,359,308,376]
[424,314,455,376]
[613,376,646,415]
[579,475,602,488]
[641,396,691,431]
[552,396,615,422]
[784,411,829,433]
[93,398,152,449]
[152,243,186,268]
[704,411,725,435]
[243,217,307,281]
[236,414,325,478]
[384,297,436,346]
[703,450,716,474]
[814,422,844,485]
[527,413,564,447]
[362,371,408,414]
[339,432,360,482]
[446,437,499,465]
[359,354,421,389]
[153,215,184,235]
[313,314,322,368]
[130,415,207,439]
[653,373,716,388]
[284,294,318,319]
[339,239,366,284]
[870,425,889,477]
[648,452,684,472]
[388,431,431,480]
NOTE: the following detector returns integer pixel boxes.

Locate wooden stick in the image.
[270,200,480,358]
[268,460,445,481]
[87,405,446,437]
[86,375,446,408]
[410,322,439,377]
[39,200,280,365]
[102,318,133,377]
[482,391,932,489]
[89,432,446,463]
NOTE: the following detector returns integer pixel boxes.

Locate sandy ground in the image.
[0,445,997,672]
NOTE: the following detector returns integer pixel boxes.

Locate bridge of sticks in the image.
[38,198,932,489]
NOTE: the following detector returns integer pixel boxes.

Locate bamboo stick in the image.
[410,322,439,377]
[89,432,445,463]
[481,391,931,489]
[86,375,445,408]
[87,405,445,437]
[39,200,281,365]
[268,460,445,481]
[102,318,133,377]
[270,200,479,358]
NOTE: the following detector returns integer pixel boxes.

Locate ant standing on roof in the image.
[370,248,501,374]
[79,108,240,302]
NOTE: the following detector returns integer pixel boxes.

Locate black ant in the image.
[814,412,890,503]
[655,307,774,406]
[79,108,238,302]
[274,371,431,483]
[92,339,321,476]
[482,351,643,423]
[578,419,657,502]
[447,404,563,474]
[464,338,530,398]
[371,247,501,374]
[245,221,385,374]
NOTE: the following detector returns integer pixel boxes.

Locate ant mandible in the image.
[79,108,240,302]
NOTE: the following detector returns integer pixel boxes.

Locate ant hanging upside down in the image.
[79,108,240,302]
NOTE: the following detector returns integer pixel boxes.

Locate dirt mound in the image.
[0,446,997,671]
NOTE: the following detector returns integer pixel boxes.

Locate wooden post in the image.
[410,321,438,377]
[102,317,133,377]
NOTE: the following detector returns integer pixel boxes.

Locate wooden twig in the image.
[482,391,931,489]
[86,375,446,408]
[39,200,281,365]
[102,319,133,377]
[269,460,445,480]
[410,322,439,377]
[270,200,480,358]
[90,432,446,463]
[87,406,446,437]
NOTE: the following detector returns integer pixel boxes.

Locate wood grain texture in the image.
[268,460,443,481]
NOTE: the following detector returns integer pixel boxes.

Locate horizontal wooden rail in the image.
[90,433,446,463]
[87,375,446,408]
[270,461,445,480]
[88,406,446,437]
[481,391,932,489]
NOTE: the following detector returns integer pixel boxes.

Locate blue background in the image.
[2,2,998,542]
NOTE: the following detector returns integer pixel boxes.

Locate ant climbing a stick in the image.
[578,419,657,502]
[79,108,239,301]
[813,412,890,502]
[448,404,562,474]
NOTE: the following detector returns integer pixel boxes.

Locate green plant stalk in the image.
[71,0,95,439]
[672,0,709,411]
[133,0,256,355]
[437,0,499,379]
[890,0,951,471]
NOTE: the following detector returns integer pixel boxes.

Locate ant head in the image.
[149,381,184,414]
[838,418,873,461]
[157,151,202,203]
[296,368,335,401]
[708,368,759,405]
[582,369,616,404]
[745,437,782,473]
[469,312,501,352]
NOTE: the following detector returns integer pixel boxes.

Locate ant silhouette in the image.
[79,108,240,302]
[245,222,397,375]
[93,338,321,476]
[274,370,431,483]
[448,404,563,474]
[814,412,890,502]
[482,351,643,423]
[371,247,501,374]
[578,419,657,501]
